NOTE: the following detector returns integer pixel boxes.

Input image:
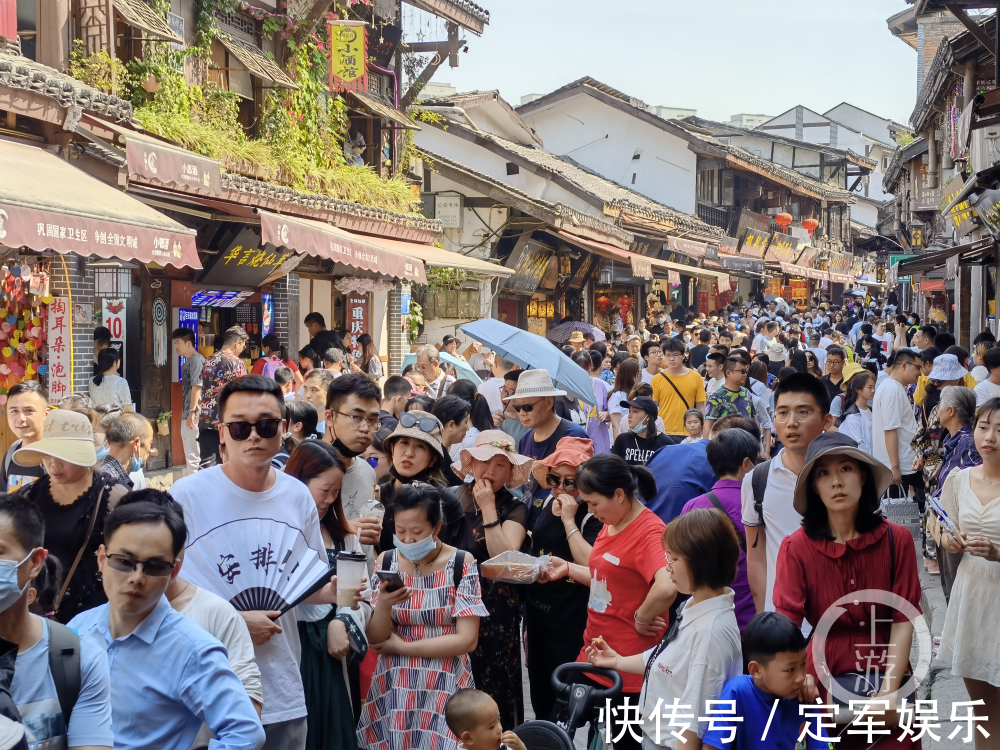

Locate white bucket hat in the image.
[14,410,97,467]
[927,353,968,382]
[502,369,567,401]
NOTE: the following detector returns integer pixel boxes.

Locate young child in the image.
[681,408,704,443]
[445,689,526,750]
[274,366,296,400]
[701,613,830,749]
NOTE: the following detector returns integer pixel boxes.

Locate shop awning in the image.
[0,140,200,268]
[829,273,855,285]
[218,35,298,90]
[650,257,730,282]
[258,211,426,283]
[896,238,995,277]
[368,235,514,277]
[779,262,828,281]
[347,92,421,130]
[113,0,182,42]
[556,230,652,280]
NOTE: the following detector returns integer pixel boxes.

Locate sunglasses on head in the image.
[545,474,577,490]
[224,419,281,441]
[105,553,175,578]
[399,412,439,433]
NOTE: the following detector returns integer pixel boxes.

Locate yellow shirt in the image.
[652,369,707,435]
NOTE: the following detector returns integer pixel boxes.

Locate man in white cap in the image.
[505,370,591,520]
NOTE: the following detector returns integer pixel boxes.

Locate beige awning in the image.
[347,92,421,130]
[113,0,182,43]
[218,35,298,90]
[364,234,514,277]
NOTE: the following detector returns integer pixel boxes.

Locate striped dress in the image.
[356,551,489,750]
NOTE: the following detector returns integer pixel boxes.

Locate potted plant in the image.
[156,411,171,436]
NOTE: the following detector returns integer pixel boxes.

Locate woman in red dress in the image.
[773,432,923,749]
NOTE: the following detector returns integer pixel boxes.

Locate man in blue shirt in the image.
[0,495,112,750]
[69,499,264,750]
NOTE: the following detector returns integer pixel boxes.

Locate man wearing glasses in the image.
[702,357,771,451]
[69,497,264,749]
[741,373,834,622]
[170,375,337,750]
[415,344,455,398]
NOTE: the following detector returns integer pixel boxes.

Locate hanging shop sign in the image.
[125,132,222,195]
[738,229,771,259]
[101,298,127,373]
[46,297,70,404]
[971,188,1000,239]
[329,20,368,93]
[171,307,198,383]
[704,245,719,261]
[666,236,708,259]
[199,228,294,288]
[630,255,652,280]
[400,283,411,316]
[765,233,800,264]
[504,240,554,294]
[346,293,369,362]
[262,293,274,337]
[828,252,852,276]
[940,174,977,238]
[913,162,942,211]
[629,236,662,257]
[718,236,739,256]
[661,249,698,267]
[527,299,556,319]
[568,255,594,289]
[719,255,765,274]
[716,274,730,296]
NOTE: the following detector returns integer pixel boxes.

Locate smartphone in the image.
[376,570,405,592]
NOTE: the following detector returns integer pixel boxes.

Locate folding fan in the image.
[184,517,332,614]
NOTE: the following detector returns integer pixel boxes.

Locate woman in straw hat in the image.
[376,411,469,554]
[451,430,534,730]
[523,436,601,721]
[772,433,922,744]
[13,410,130,623]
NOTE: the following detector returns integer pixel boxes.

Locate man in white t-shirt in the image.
[170,374,340,749]
[478,355,513,417]
[872,348,922,507]
[742,373,833,617]
[873,319,894,358]
[975,347,1000,406]
[640,340,663,385]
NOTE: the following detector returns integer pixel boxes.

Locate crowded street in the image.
[1,0,1000,749]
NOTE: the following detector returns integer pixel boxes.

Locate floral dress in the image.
[357,550,489,750]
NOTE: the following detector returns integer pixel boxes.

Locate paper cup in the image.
[336,551,367,607]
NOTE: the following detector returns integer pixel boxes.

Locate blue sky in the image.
[409,0,917,125]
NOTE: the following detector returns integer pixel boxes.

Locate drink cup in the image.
[336,551,367,608]
[364,500,386,524]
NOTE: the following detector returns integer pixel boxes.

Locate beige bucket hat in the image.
[502,369,566,401]
[14,409,97,467]
[452,430,534,489]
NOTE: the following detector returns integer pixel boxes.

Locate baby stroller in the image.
[512,663,623,750]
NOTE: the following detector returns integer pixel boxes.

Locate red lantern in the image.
[596,295,610,312]
[774,212,793,231]
[802,218,819,236]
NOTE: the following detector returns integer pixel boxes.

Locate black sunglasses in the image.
[224,419,281,441]
[399,412,439,433]
[105,553,176,578]
[513,399,547,413]
[545,474,577,490]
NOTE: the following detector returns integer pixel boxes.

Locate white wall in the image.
[851,200,879,228]
[519,94,698,214]
[427,171,511,260]
[825,104,896,148]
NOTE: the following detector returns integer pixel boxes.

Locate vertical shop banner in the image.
[102,299,127,373]
[46,298,71,403]
[262,293,274,337]
[346,294,369,362]
[329,20,368,93]
[172,308,199,383]
[400,283,411,316]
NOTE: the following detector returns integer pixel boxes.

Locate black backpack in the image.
[48,621,81,725]
[749,459,773,549]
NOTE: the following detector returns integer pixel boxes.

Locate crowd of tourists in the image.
[0,299,996,750]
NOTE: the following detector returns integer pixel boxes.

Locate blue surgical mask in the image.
[95,442,110,462]
[130,453,143,473]
[0,550,35,613]
[630,418,649,435]
[908,318,914,325]
[393,533,438,562]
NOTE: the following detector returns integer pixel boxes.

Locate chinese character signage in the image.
[972,188,1000,239]
[435,195,462,229]
[102,298,127,374]
[739,229,771,259]
[329,20,368,93]
[46,297,71,403]
[765,233,801,264]
[198,228,293,288]
[346,294,369,362]
[504,241,554,294]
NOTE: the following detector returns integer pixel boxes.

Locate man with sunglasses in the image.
[170,375,335,750]
[68,498,264,750]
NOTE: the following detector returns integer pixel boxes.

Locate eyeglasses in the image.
[399,412,438,432]
[334,412,381,430]
[512,399,545,414]
[545,474,577,490]
[773,409,817,424]
[105,553,176,578]
[224,419,281,441]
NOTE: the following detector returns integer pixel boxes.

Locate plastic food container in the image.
[480,551,551,584]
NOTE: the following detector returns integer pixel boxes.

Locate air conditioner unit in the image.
[971,127,1000,173]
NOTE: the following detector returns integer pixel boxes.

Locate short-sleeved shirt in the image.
[0,439,44,493]
[578,508,668,693]
[88,373,132,409]
[181,351,206,414]
[705,386,756,423]
[652,370,707,436]
[14,617,114,750]
[582,377,611,455]
[872,377,917,472]
[701,675,830,750]
[199,351,248,428]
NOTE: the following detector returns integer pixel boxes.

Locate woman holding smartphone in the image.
[358,483,488,750]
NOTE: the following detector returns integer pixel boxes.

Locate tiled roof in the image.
[416,146,634,246]
[518,76,648,112]
[851,220,877,239]
[0,49,134,122]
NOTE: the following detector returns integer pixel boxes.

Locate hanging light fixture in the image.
[802,218,820,237]
[774,212,793,231]
[90,260,137,299]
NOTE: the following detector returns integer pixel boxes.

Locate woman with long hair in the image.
[447,380,493,446]
[253,333,303,389]
[88,348,133,411]
[747,358,771,399]
[773,433,921,748]
[284,441,368,750]
[788,349,809,375]
[272,400,319,469]
[838,370,876,454]
[357,333,383,380]
[609,358,642,441]
[540,454,675,750]
[937,398,1000,741]
[804,350,823,378]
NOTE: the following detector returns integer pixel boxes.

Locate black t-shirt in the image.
[689,344,710,369]
[456,486,528,564]
[0,440,45,493]
[526,497,603,633]
[649,324,664,336]
[308,329,348,357]
[611,431,674,466]
[836,322,852,336]
[820,374,843,401]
